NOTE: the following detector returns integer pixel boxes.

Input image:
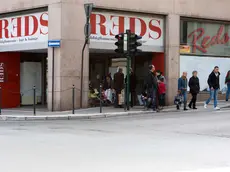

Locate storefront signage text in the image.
[188,25,229,53]
[0,12,48,45]
[90,12,164,47]
[0,63,5,83]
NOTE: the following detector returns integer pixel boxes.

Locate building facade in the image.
[1,0,230,111]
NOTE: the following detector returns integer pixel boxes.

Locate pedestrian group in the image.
[89,65,230,112]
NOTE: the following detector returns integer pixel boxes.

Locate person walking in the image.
[144,65,158,112]
[113,67,124,108]
[204,66,220,110]
[225,70,230,101]
[125,68,137,107]
[178,72,188,111]
[188,71,200,109]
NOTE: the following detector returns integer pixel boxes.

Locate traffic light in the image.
[129,33,142,54]
[114,33,124,53]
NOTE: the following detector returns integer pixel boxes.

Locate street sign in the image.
[48,40,61,48]
[84,3,93,17]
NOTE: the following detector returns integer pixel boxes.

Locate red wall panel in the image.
[152,53,165,75]
[0,52,20,108]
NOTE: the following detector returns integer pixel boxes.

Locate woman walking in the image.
[188,71,200,109]
[225,70,230,101]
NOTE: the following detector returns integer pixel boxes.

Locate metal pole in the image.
[100,84,102,113]
[72,85,75,114]
[126,29,131,111]
[80,40,87,108]
[52,47,55,112]
[124,82,127,111]
[0,87,2,115]
[33,86,36,115]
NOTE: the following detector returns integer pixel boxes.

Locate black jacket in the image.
[208,72,220,89]
[125,72,137,92]
[114,72,124,90]
[144,71,158,95]
[189,76,200,94]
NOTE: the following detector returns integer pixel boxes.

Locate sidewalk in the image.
[0,101,229,121]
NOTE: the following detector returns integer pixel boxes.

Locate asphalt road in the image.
[1,109,230,172]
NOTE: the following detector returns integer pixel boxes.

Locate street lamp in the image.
[80,3,94,108]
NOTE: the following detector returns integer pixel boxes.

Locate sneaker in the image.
[204,103,207,109]
[214,107,220,110]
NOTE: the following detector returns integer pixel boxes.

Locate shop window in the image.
[180,19,230,56]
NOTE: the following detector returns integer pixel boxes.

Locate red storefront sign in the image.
[90,12,164,47]
[90,13,162,39]
[0,12,48,39]
[188,25,229,53]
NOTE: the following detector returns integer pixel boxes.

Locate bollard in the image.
[0,87,1,115]
[33,86,36,115]
[72,85,75,114]
[100,84,102,113]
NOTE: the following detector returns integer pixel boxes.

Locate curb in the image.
[0,111,155,121]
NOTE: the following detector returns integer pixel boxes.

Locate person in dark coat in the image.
[144,65,158,111]
[125,68,137,107]
[204,66,220,110]
[178,72,188,110]
[188,71,200,109]
[225,70,230,101]
[114,67,124,108]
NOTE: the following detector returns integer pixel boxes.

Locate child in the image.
[158,77,166,109]
[174,91,183,110]
[141,91,148,109]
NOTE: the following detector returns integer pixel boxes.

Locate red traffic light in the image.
[115,33,124,40]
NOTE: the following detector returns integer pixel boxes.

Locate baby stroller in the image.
[174,94,183,110]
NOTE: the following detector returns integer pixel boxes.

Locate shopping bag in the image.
[221,87,227,94]
[105,89,112,102]
[137,95,144,105]
[118,89,125,105]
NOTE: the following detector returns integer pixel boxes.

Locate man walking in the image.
[144,65,158,112]
[114,67,124,108]
[178,72,188,111]
[204,66,220,110]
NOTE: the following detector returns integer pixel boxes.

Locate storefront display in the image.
[180,19,230,95]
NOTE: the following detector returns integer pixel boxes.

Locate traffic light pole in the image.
[126,29,131,111]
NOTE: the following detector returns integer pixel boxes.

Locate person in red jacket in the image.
[158,77,166,109]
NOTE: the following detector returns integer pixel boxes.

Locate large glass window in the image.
[180,19,230,56]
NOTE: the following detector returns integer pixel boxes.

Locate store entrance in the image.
[89,51,165,106]
[20,51,47,107]
[0,51,47,108]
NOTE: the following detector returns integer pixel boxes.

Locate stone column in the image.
[47,1,89,111]
[165,14,180,105]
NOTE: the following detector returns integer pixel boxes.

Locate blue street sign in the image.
[48,40,61,47]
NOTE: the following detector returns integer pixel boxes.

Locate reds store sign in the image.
[188,24,230,55]
[90,12,164,47]
[0,12,48,49]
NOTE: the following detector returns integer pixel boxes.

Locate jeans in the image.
[147,90,157,110]
[181,92,187,103]
[226,83,230,100]
[206,89,218,107]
